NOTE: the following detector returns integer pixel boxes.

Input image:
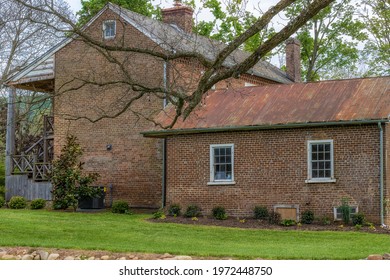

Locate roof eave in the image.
[142,119,389,138]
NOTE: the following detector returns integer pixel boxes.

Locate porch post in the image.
[5,86,16,177]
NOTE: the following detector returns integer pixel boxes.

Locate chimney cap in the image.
[286,37,301,46]
[174,0,183,7]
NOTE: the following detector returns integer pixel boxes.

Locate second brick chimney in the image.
[161,0,194,33]
[285,38,301,83]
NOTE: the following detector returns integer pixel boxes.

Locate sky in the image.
[64,0,282,16]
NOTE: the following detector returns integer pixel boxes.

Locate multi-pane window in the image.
[334,206,357,221]
[210,144,234,182]
[307,140,334,181]
[103,20,116,39]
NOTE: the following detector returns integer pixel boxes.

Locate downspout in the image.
[378,122,384,226]
[161,62,168,208]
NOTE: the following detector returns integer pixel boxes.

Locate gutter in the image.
[378,122,385,226]
[161,62,168,208]
[142,119,388,138]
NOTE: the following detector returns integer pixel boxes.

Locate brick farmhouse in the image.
[5,3,390,225]
[5,3,295,207]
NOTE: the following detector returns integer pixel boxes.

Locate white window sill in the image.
[207,181,236,186]
[305,178,336,184]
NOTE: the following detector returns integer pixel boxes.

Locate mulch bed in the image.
[149,216,390,234]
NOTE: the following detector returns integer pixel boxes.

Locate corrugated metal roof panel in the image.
[152,77,390,133]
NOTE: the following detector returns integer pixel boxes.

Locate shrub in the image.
[0,185,5,198]
[30,198,46,210]
[301,210,314,224]
[168,204,181,217]
[9,196,27,209]
[212,206,228,220]
[352,212,365,226]
[268,210,281,225]
[337,198,351,224]
[0,197,5,208]
[111,200,130,214]
[51,136,99,211]
[320,216,331,225]
[253,206,269,220]
[184,205,202,218]
[281,219,296,226]
[152,210,166,219]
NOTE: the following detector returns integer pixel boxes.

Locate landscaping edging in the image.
[1,247,389,260]
[0,247,223,260]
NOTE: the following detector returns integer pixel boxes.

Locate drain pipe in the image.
[378,122,384,226]
[161,61,168,208]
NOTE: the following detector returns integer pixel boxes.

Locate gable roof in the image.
[143,76,390,137]
[6,2,291,88]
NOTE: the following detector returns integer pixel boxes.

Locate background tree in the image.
[360,0,389,76]
[285,0,366,81]
[0,0,71,155]
[193,0,276,57]
[77,0,158,25]
[13,0,335,126]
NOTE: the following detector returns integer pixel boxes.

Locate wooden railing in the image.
[11,155,35,175]
[10,115,54,182]
[33,162,52,181]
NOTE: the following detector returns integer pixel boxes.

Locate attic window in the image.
[103,20,116,39]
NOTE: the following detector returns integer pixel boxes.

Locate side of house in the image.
[144,77,390,224]
[4,3,295,207]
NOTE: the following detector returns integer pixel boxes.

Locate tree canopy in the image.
[77,0,157,25]
[9,0,348,126]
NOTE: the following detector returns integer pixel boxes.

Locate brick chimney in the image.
[285,38,301,83]
[161,0,194,33]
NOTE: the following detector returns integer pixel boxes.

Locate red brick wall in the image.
[53,8,280,208]
[166,124,386,223]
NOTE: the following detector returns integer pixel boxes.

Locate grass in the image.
[0,210,389,259]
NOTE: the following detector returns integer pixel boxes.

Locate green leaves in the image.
[77,0,157,26]
[286,0,367,81]
[51,135,99,210]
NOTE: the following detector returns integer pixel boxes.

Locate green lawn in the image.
[0,210,389,259]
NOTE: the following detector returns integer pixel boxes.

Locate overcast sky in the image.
[64,0,282,16]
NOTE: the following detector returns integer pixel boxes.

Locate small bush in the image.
[111,200,130,214]
[9,196,27,209]
[0,185,5,198]
[281,219,296,226]
[30,198,46,210]
[352,212,365,226]
[338,198,351,224]
[253,206,269,220]
[301,210,314,224]
[152,210,166,219]
[0,197,5,208]
[184,204,202,218]
[320,216,331,225]
[355,224,362,231]
[268,210,281,225]
[168,204,181,217]
[212,206,228,220]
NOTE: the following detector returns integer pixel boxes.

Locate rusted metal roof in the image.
[145,76,390,136]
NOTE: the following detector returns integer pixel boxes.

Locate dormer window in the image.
[103,20,116,39]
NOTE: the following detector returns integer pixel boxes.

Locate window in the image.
[334,206,357,221]
[209,144,235,185]
[103,20,116,39]
[306,140,335,183]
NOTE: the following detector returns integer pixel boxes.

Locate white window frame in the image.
[208,144,235,185]
[103,20,116,39]
[244,82,256,87]
[305,140,336,183]
[333,206,358,221]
